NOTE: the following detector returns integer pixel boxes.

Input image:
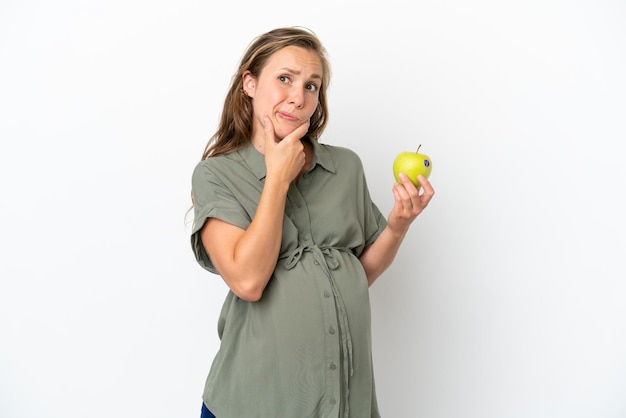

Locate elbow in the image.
[217,263,272,302]
[364,269,381,287]
[229,277,267,302]
[359,257,384,287]
[235,288,264,302]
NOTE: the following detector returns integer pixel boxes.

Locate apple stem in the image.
[417,144,422,153]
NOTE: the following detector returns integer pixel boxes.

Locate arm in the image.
[359,173,435,287]
[200,118,310,302]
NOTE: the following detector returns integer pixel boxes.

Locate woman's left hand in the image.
[387,173,435,233]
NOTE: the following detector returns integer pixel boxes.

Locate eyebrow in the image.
[280,67,322,81]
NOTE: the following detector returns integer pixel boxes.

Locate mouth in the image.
[277,111,298,122]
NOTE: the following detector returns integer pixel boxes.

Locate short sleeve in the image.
[190,160,252,273]
[356,159,387,255]
[363,199,386,249]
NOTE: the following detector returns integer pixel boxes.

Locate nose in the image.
[288,87,305,109]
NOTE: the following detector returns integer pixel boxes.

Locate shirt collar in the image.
[238,138,336,181]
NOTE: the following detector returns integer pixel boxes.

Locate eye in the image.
[306,83,319,92]
[278,75,291,84]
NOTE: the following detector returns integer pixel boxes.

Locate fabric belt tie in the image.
[281,244,354,417]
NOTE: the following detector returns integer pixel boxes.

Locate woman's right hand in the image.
[262,117,310,184]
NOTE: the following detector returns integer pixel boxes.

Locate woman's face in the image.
[244,46,322,143]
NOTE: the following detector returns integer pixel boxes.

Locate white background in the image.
[1,1,625,417]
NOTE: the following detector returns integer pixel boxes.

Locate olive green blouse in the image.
[191,139,387,418]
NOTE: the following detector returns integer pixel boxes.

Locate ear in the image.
[242,72,257,97]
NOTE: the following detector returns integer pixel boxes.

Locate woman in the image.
[190,26,434,418]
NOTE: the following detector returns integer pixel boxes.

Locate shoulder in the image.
[318,142,360,159]
[316,142,365,174]
[193,150,244,170]
[191,150,247,180]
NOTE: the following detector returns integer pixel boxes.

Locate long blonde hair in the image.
[187,27,332,226]
[200,26,331,160]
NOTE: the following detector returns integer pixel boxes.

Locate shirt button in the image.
[323,291,331,298]
[314,260,320,265]
[329,327,336,335]
[303,235,309,241]
[330,362,337,370]
[330,398,337,405]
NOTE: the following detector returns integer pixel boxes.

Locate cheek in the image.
[252,89,279,114]
[305,96,319,115]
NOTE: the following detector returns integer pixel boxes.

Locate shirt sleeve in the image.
[364,199,387,248]
[361,182,387,252]
[190,159,252,274]
[350,150,387,257]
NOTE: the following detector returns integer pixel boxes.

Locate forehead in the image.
[263,46,323,78]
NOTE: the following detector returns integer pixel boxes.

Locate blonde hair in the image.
[200,26,331,160]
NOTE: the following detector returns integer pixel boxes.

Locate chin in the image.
[273,130,290,141]
[274,119,304,141]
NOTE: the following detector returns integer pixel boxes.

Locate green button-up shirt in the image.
[191,139,387,417]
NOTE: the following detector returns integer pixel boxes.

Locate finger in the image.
[417,175,435,201]
[395,177,429,215]
[391,182,413,213]
[262,117,276,146]
[416,175,430,190]
[389,184,417,230]
[282,119,310,145]
[397,173,421,201]
[397,172,419,191]
[391,183,404,203]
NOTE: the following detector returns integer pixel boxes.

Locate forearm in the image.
[234,177,289,281]
[360,174,435,287]
[202,176,290,301]
[359,225,408,287]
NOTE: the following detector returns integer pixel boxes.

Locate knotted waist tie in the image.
[281,244,354,417]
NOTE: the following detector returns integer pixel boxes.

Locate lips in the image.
[277,111,298,122]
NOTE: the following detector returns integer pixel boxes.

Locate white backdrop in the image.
[1,1,625,417]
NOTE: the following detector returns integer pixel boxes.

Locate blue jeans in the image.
[201,402,216,418]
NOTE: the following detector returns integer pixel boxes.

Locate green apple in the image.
[392,145,433,188]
